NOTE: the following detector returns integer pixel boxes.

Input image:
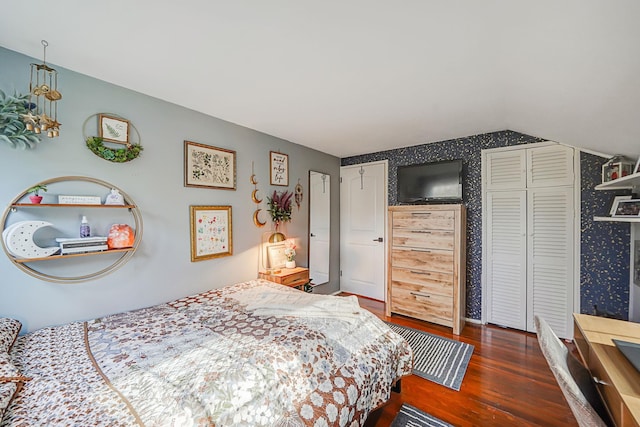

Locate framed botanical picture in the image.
[613,199,640,217]
[270,151,289,186]
[190,205,233,261]
[610,195,632,216]
[99,114,130,144]
[184,141,236,190]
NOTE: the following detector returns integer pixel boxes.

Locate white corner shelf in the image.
[595,172,640,191]
[594,216,640,223]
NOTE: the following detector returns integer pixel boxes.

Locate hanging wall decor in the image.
[184,141,236,190]
[83,113,143,162]
[294,179,303,210]
[190,205,233,261]
[270,151,289,186]
[22,40,62,139]
[251,161,266,227]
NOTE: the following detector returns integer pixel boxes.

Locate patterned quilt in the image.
[2,280,412,426]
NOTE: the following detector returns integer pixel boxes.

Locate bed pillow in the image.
[0,382,18,420]
[0,318,21,353]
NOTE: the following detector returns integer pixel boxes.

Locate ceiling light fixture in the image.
[23,40,62,138]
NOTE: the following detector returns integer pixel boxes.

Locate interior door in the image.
[340,161,387,301]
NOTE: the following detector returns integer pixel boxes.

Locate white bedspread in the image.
[233,286,362,323]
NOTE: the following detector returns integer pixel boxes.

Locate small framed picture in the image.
[99,114,130,144]
[190,205,233,261]
[266,243,287,269]
[270,151,289,186]
[184,141,236,190]
[613,199,640,217]
[610,195,632,216]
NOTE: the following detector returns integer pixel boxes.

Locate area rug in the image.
[390,403,453,427]
[386,322,473,391]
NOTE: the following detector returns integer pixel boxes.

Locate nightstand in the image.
[259,267,310,290]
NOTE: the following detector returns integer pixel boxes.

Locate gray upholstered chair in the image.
[534,315,612,427]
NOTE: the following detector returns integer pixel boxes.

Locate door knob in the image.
[310,233,316,237]
[373,237,383,242]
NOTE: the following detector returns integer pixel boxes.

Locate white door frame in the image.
[480,141,581,326]
[339,160,388,301]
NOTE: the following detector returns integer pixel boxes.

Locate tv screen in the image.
[397,160,462,204]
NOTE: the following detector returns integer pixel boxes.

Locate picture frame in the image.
[266,243,287,269]
[190,205,233,262]
[270,151,289,186]
[612,199,640,217]
[184,141,236,190]
[99,114,130,144]
[610,195,632,216]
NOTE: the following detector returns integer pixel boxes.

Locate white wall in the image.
[0,47,340,333]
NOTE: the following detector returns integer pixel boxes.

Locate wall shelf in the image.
[594,216,640,223]
[11,203,136,209]
[595,172,640,191]
[13,248,134,263]
[1,176,143,283]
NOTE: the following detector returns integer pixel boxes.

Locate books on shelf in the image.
[56,236,109,254]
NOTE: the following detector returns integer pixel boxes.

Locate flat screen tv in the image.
[397,159,463,204]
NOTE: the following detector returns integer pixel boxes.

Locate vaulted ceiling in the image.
[2,1,639,158]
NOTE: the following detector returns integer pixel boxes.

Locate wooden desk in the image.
[258,267,309,289]
[574,314,640,427]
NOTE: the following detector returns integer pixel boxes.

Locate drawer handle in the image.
[592,376,609,386]
[410,270,431,276]
[410,291,431,298]
[412,213,431,216]
[410,249,432,253]
[411,230,432,234]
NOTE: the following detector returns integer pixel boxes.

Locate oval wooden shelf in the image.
[12,248,134,263]
[11,203,136,209]
[1,176,143,283]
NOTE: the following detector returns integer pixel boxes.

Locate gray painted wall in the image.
[0,47,341,333]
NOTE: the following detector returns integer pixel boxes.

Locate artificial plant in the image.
[0,90,41,149]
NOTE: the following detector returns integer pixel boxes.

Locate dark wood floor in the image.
[355,297,577,427]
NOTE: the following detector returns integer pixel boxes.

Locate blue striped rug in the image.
[386,322,473,391]
[390,404,452,427]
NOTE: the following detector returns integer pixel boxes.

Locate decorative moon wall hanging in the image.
[3,221,59,259]
[250,161,266,227]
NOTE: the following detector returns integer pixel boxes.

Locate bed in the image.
[0,279,412,426]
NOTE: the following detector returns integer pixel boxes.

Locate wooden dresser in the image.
[386,204,466,334]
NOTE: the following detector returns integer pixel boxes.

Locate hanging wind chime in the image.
[23,40,62,138]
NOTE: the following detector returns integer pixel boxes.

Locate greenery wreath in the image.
[86,136,143,163]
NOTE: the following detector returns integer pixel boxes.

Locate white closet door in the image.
[485,150,526,191]
[526,186,574,338]
[527,145,574,188]
[486,190,527,330]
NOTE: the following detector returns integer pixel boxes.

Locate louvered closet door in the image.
[486,150,526,190]
[526,186,574,338]
[486,191,527,330]
[527,145,574,188]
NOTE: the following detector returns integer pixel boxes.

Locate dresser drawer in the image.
[588,349,622,426]
[391,229,454,250]
[392,210,454,231]
[391,267,453,297]
[391,248,454,274]
[391,281,453,327]
[259,268,309,288]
